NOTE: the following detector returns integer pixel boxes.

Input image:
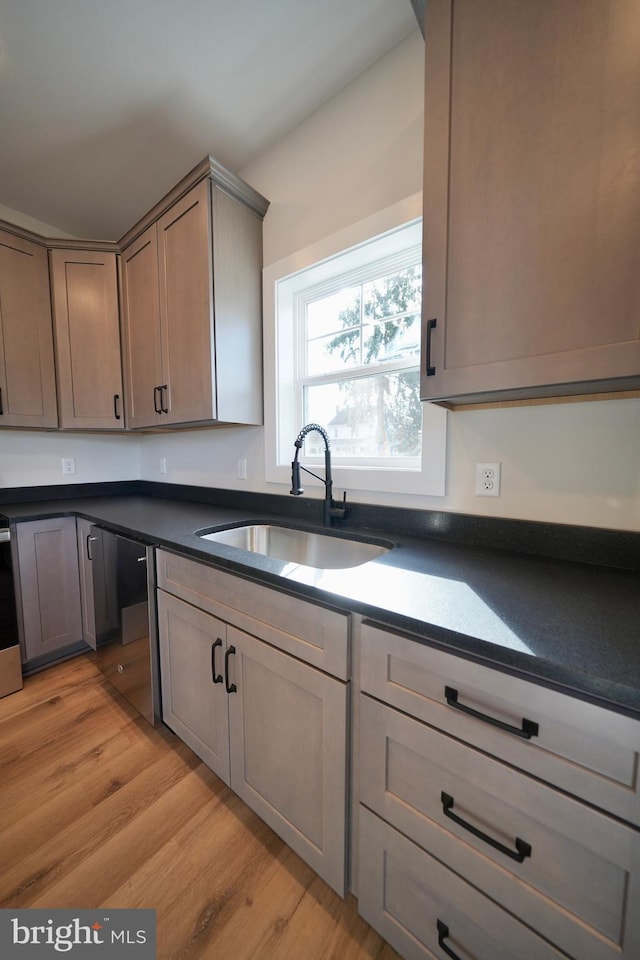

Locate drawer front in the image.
[360,622,640,825]
[156,549,349,679]
[358,806,566,960]
[360,695,640,960]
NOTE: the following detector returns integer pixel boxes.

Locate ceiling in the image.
[0,0,418,241]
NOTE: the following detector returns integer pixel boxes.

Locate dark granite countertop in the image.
[2,485,639,718]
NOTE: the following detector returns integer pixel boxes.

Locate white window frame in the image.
[263,194,447,497]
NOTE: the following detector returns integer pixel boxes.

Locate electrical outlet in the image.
[159,458,167,475]
[61,457,76,476]
[475,461,501,497]
[237,458,247,480]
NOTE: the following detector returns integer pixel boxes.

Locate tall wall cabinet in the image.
[0,228,58,428]
[420,0,640,404]
[120,161,268,429]
[50,248,124,430]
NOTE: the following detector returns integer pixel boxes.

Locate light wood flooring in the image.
[0,655,400,960]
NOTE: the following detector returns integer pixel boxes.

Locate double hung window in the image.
[264,206,446,497]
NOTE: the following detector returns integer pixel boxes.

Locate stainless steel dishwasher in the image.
[88,526,160,726]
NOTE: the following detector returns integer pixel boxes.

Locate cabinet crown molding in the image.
[118,155,269,251]
[0,155,269,253]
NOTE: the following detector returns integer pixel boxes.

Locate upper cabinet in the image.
[120,159,268,429]
[420,0,640,405]
[50,248,124,429]
[0,154,267,434]
[0,228,58,428]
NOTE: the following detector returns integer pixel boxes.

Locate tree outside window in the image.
[302,264,422,463]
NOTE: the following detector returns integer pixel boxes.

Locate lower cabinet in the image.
[15,516,84,666]
[358,622,640,960]
[157,568,349,896]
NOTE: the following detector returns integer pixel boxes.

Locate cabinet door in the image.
[157,590,230,785]
[227,625,348,896]
[421,0,640,404]
[0,229,58,427]
[76,519,118,650]
[16,517,83,661]
[76,518,97,650]
[120,225,163,429]
[157,179,215,425]
[50,249,124,429]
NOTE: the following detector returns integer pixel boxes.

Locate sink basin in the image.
[198,524,391,569]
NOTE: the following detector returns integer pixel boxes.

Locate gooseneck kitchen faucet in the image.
[290,423,347,527]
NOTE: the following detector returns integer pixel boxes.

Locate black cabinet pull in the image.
[444,686,539,740]
[436,920,464,960]
[153,386,162,414]
[224,645,237,694]
[425,317,437,376]
[86,534,97,561]
[441,791,532,863]
[0,386,3,414]
[160,384,169,414]
[113,393,121,420]
[211,638,223,684]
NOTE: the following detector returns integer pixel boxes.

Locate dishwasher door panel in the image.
[90,526,159,726]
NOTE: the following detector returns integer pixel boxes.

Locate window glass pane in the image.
[306,286,361,340]
[307,331,361,375]
[363,265,422,322]
[362,314,420,365]
[304,370,422,459]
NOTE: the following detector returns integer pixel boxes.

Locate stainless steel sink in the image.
[198,524,391,569]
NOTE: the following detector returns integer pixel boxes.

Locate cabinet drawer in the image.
[360,695,640,960]
[156,550,349,679]
[358,806,566,960]
[361,622,640,825]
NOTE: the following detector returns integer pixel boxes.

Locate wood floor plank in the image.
[0,656,98,721]
[0,655,400,960]
[0,730,167,863]
[0,742,207,907]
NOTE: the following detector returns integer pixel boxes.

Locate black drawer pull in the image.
[153,385,162,414]
[441,791,532,863]
[224,645,237,694]
[436,919,464,960]
[113,393,121,420]
[444,686,539,740]
[211,638,223,684]
[160,384,169,414]
[425,317,437,376]
[0,386,3,415]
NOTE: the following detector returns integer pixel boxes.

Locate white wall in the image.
[2,28,639,530]
[0,431,140,489]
